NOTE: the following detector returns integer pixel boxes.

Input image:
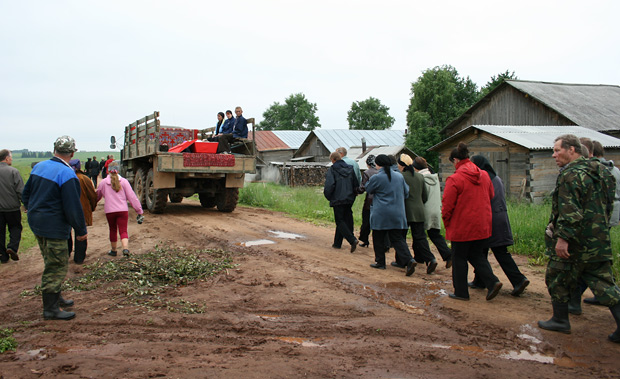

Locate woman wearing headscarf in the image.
[357,154,379,247]
[470,155,530,296]
[96,160,144,257]
[365,154,416,276]
[68,159,97,264]
[412,156,452,268]
[442,143,502,301]
[397,154,439,274]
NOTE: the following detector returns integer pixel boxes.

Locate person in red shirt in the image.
[442,142,503,301]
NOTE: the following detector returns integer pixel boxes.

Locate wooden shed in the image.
[429,125,620,203]
[442,80,620,138]
[293,129,407,162]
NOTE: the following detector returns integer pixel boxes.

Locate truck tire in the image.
[169,193,184,203]
[198,193,216,208]
[145,169,168,214]
[216,188,239,213]
[134,167,148,207]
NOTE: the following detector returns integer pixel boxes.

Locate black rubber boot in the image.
[538,302,571,334]
[609,303,620,343]
[43,293,76,320]
[568,289,582,315]
[58,293,74,308]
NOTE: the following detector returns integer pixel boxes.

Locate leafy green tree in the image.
[479,70,518,98]
[257,93,320,131]
[347,97,395,130]
[405,65,478,168]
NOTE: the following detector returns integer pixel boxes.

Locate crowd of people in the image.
[323,134,620,343]
[2,130,620,344]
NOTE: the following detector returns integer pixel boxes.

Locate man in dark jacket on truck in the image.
[324,151,359,253]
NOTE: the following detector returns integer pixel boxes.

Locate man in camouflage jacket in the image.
[539,134,620,343]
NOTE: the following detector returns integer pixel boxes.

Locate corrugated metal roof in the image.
[313,129,406,153]
[250,131,310,151]
[507,80,620,132]
[430,125,620,151]
[271,131,309,149]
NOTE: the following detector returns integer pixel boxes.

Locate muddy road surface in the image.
[1,199,619,378]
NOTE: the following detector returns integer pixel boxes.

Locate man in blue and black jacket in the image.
[22,135,87,321]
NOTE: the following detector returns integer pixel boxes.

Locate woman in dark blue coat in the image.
[470,155,529,296]
[365,154,416,276]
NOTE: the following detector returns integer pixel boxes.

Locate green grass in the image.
[239,182,364,226]
[0,329,17,353]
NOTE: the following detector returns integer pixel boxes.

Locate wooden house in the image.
[293,129,407,162]
[443,80,620,138]
[429,125,620,203]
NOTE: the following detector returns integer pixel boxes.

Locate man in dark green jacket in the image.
[539,134,620,343]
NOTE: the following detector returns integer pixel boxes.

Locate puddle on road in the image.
[256,314,282,321]
[240,239,276,247]
[500,350,554,364]
[269,231,304,240]
[275,336,325,347]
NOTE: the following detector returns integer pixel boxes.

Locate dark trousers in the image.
[452,239,499,298]
[332,204,356,248]
[359,208,371,244]
[427,228,452,261]
[212,134,233,153]
[68,230,88,264]
[90,174,98,188]
[0,210,22,262]
[408,222,435,263]
[373,229,412,267]
[473,245,526,288]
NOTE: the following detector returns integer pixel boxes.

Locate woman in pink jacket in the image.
[442,143,502,301]
[96,161,143,257]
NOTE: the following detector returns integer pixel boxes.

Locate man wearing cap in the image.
[0,149,24,263]
[22,136,88,321]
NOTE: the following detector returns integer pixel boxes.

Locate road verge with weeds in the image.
[21,245,236,314]
[0,329,17,353]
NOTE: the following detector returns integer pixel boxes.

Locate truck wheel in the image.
[169,193,184,203]
[145,169,168,214]
[216,188,239,212]
[198,193,216,208]
[134,167,148,207]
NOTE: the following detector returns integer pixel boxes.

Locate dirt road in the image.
[1,199,619,378]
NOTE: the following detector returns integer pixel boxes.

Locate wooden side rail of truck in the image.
[118,111,256,214]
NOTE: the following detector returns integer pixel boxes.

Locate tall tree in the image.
[257,93,320,131]
[479,70,518,98]
[405,65,478,168]
[347,97,395,130]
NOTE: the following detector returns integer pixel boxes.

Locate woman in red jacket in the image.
[442,142,503,301]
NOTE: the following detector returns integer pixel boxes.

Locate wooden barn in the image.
[442,80,620,138]
[429,125,620,203]
[293,129,407,162]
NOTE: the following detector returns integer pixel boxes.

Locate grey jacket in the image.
[598,158,620,226]
[0,162,24,211]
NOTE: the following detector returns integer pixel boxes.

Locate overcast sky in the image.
[2,0,619,151]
